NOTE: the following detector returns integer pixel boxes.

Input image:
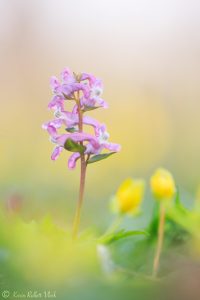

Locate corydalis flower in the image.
[43,67,121,170]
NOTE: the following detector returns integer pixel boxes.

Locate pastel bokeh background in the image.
[1,0,200,226]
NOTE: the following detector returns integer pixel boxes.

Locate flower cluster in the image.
[42,68,121,169]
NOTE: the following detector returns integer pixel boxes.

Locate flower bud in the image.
[116,178,145,214]
[150,168,176,201]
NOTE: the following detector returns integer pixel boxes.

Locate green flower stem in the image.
[99,214,123,241]
[152,202,166,277]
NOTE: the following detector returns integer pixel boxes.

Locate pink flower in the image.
[42,119,63,131]
[68,152,81,169]
[50,76,61,93]
[48,95,65,111]
[81,76,108,109]
[85,124,121,155]
[81,72,97,85]
[51,146,63,160]
[61,68,76,84]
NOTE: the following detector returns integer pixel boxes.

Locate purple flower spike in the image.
[43,68,121,170]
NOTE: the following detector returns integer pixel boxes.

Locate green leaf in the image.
[87,152,116,164]
[83,105,100,112]
[64,139,86,153]
[100,229,147,245]
[65,127,77,133]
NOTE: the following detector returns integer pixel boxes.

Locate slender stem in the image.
[72,92,87,240]
[72,155,87,239]
[152,202,166,277]
[98,214,123,243]
[105,215,123,235]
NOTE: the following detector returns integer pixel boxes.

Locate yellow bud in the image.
[116,178,145,214]
[150,168,176,200]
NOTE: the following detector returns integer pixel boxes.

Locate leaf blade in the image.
[87,152,116,164]
[99,229,148,244]
[64,138,86,153]
[65,127,77,133]
[82,105,100,112]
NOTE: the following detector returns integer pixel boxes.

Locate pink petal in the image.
[92,78,103,90]
[97,98,108,108]
[72,104,78,114]
[61,84,74,96]
[61,68,72,82]
[48,95,65,110]
[81,73,96,85]
[85,142,102,155]
[42,119,63,130]
[51,146,63,160]
[103,142,121,152]
[47,125,58,137]
[50,76,60,93]
[68,153,81,169]
[96,124,107,136]
[62,111,78,127]
[83,116,101,134]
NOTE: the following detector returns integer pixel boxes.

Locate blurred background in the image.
[0,0,200,227]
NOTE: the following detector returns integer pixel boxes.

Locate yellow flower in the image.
[116,178,145,214]
[150,168,176,200]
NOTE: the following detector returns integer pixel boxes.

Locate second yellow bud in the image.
[150,168,176,201]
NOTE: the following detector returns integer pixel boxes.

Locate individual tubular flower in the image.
[85,124,121,156]
[150,168,176,201]
[111,178,145,215]
[48,95,65,111]
[80,77,108,109]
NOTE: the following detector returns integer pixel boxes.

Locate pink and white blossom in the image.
[43,67,121,169]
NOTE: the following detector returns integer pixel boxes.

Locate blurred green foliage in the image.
[1,188,200,299]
